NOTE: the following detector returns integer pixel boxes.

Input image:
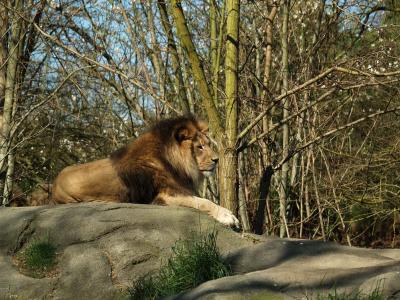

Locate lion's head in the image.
[191,122,219,176]
[154,116,218,185]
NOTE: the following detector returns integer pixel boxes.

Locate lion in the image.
[52,116,239,227]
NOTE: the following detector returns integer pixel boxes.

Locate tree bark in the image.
[210,0,217,102]
[253,165,274,234]
[219,0,239,214]
[238,152,251,231]
[0,3,7,108]
[157,0,191,114]
[255,1,279,235]
[0,0,23,205]
[279,0,290,238]
[133,3,165,112]
[210,0,225,107]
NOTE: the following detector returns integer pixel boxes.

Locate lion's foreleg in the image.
[157,193,239,228]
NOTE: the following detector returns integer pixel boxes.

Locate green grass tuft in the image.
[22,238,57,272]
[129,232,231,300]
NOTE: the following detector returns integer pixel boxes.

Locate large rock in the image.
[0,203,400,299]
[0,203,252,299]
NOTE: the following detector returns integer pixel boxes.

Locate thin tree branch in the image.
[31,21,181,114]
[274,106,400,171]
[237,66,400,143]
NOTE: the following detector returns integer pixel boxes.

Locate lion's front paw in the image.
[214,207,240,228]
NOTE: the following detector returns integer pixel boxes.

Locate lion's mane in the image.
[110,116,207,203]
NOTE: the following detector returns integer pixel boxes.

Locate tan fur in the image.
[53,158,127,203]
[52,116,239,227]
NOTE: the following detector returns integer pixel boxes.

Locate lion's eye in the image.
[197,145,204,150]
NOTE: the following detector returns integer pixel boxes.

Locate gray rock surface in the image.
[174,239,400,300]
[1,203,400,300]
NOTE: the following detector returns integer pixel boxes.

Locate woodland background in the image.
[1,0,400,247]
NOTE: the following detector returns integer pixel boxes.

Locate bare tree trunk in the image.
[238,152,251,231]
[144,3,167,109]
[219,0,240,214]
[261,3,278,154]
[261,2,279,144]
[262,3,278,96]
[0,4,7,193]
[254,165,274,234]
[210,0,217,103]
[3,144,15,203]
[4,70,22,204]
[210,0,225,107]
[311,150,326,240]
[157,0,191,113]
[0,0,23,205]
[278,0,290,237]
[177,45,194,112]
[254,2,279,235]
[0,3,7,108]
[133,4,165,107]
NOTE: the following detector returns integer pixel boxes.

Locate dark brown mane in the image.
[110,115,199,160]
[149,115,198,143]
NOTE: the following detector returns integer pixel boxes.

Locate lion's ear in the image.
[175,126,193,143]
[197,120,209,133]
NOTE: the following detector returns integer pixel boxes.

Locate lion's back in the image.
[52,158,127,203]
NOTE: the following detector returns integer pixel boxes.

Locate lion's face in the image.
[169,119,218,182]
[192,132,218,175]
